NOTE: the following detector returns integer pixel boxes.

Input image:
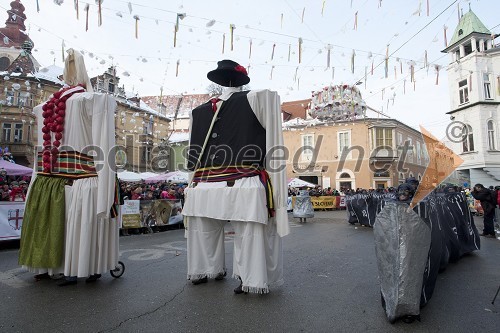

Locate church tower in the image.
[442,8,500,185]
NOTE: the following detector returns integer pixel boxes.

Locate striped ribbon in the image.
[193,165,275,217]
[36,151,97,179]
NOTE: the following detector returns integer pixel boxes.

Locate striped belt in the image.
[36,151,97,179]
[193,165,275,217]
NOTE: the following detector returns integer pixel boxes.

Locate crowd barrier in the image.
[287,196,346,211]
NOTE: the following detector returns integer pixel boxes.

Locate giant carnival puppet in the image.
[182,59,289,294]
[18,49,119,286]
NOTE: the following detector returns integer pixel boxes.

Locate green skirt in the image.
[18,175,66,268]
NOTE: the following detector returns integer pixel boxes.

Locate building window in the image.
[483,73,492,99]
[487,120,495,150]
[373,128,393,148]
[397,132,403,146]
[108,80,115,93]
[416,141,421,164]
[458,79,469,104]
[406,138,414,163]
[0,56,10,71]
[18,91,31,107]
[338,131,351,158]
[2,123,11,141]
[462,124,474,152]
[13,123,22,142]
[339,172,351,178]
[5,90,14,105]
[301,134,314,161]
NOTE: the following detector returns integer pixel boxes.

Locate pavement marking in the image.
[0,268,30,289]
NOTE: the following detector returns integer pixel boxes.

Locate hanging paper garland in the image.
[97,0,103,26]
[424,50,428,68]
[61,40,65,63]
[301,7,305,23]
[249,39,252,59]
[134,15,140,39]
[85,4,90,31]
[281,13,283,29]
[332,67,335,81]
[321,0,326,16]
[270,65,275,80]
[37,0,40,12]
[288,44,291,62]
[351,50,355,74]
[176,60,180,77]
[75,0,79,20]
[222,34,225,54]
[427,0,430,16]
[298,38,303,63]
[434,65,441,85]
[326,44,331,68]
[443,25,448,48]
[230,24,236,51]
[353,12,358,30]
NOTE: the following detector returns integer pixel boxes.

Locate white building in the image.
[442,9,500,186]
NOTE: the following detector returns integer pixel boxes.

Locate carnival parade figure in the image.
[18,49,119,285]
[182,59,289,294]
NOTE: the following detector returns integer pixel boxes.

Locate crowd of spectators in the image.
[0,168,30,202]
[119,181,186,205]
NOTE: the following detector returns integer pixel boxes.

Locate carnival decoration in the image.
[309,84,367,121]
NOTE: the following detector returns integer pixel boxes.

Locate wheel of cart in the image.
[110,261,125,278]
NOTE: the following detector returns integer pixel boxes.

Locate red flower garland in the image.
[40,85,85,173]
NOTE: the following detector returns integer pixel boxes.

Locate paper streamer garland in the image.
[443,25,448,48]
[230,24,236,51]
[61,40,65,62]
[271,43,276,60]
[75,0,79,19]
[298,38,303,63]
[97,0,102,26]
[301,7,305,23]
[134,15,140,39]
[85,4,89,31]
[326,44,331,68]
[176,60,180,77]
[434,65,441,85]
[288,44,291,62]
[351,49,355,74]
[354,12,358,30]
[249,39,252,59]
[222,34,225,54]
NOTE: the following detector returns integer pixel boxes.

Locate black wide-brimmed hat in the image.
[207,59,250,87]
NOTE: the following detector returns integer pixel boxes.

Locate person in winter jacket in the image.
[471,184,496,237]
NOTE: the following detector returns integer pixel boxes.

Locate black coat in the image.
[471,188,496,215]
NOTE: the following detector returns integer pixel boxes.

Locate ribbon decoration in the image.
[301,7,305,23]
[222,34,225,54]
[371,60,374,75]
[230,24,236,51]
[332,67,335,81]
[353,11,358,30]
[382,88,385,100]
[247,64,251,75]
[271,43,276,61]
[75,0,79,19]
[176,60,180,77]
[322,0,326,16]
[326,44,331,68]
[364,66,367,89]
[128,2,132,14]
[270,65,275,80]
[424,50,428,68]
[281,13,283,29]
[394,65,397,80]
[434,64,441,85]
[249,39,252,59]
[351,49,356,74]
[403,79,406,94]
[37,0,40,12]
[97,0,103,26]
[443,25,448,47]
[427,0,430,16]
[288,44,291,62]
[294,66,298,82]
[85,4,89,31]
[298,38,303,63]
[134,15,140,39]
[61,40,65,62]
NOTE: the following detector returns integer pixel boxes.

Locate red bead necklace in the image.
[40,85,85,173]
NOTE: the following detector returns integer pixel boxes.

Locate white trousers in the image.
[187,216,283,294]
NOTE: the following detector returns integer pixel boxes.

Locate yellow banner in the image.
[292,196,337,210]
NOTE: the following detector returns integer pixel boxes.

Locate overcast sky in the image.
[1,0,497,138]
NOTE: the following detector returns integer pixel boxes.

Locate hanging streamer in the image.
[497,76,500,96]
[457,3,460,22]
[371,60,374,75]
[326,44,331,69]
[281,13,283,29]
[84,4,89,31]
[37,0,40,13]
[378,0,382,8]
[443,25,448,47]
[301,7,305,23]
[230,24,236,51]
[75,0,79,20]
[410,62,415,82]
[353,12,358,30]
[332,67,335,81]
[61,40,65,63]
[97,0,102,26]
[351,0,353,8]
[382,88,385,100]
[384,58,388,78]
[134,15,140,39]
[400,60,403,74]
[297,78,300,91]
[222,34,225,54]
[271,43,276,61]
[351,50,356,74]
[128,2,132,14]
[364,67,367,89]
[434,65,441,85]
[427,0,430,16]
[394,65,397,80]
[270,65,275,80]
[424,50,428,68]
[173,24,177,47]
[403,79,406,94]
[247,64,251,75]
[288,44,291,62]
[249,39,252,59]
[322,0,326,16]
[298,38,303,64]
[176,60,180,77]
[294,67,298,82]
[414,80,416,91]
